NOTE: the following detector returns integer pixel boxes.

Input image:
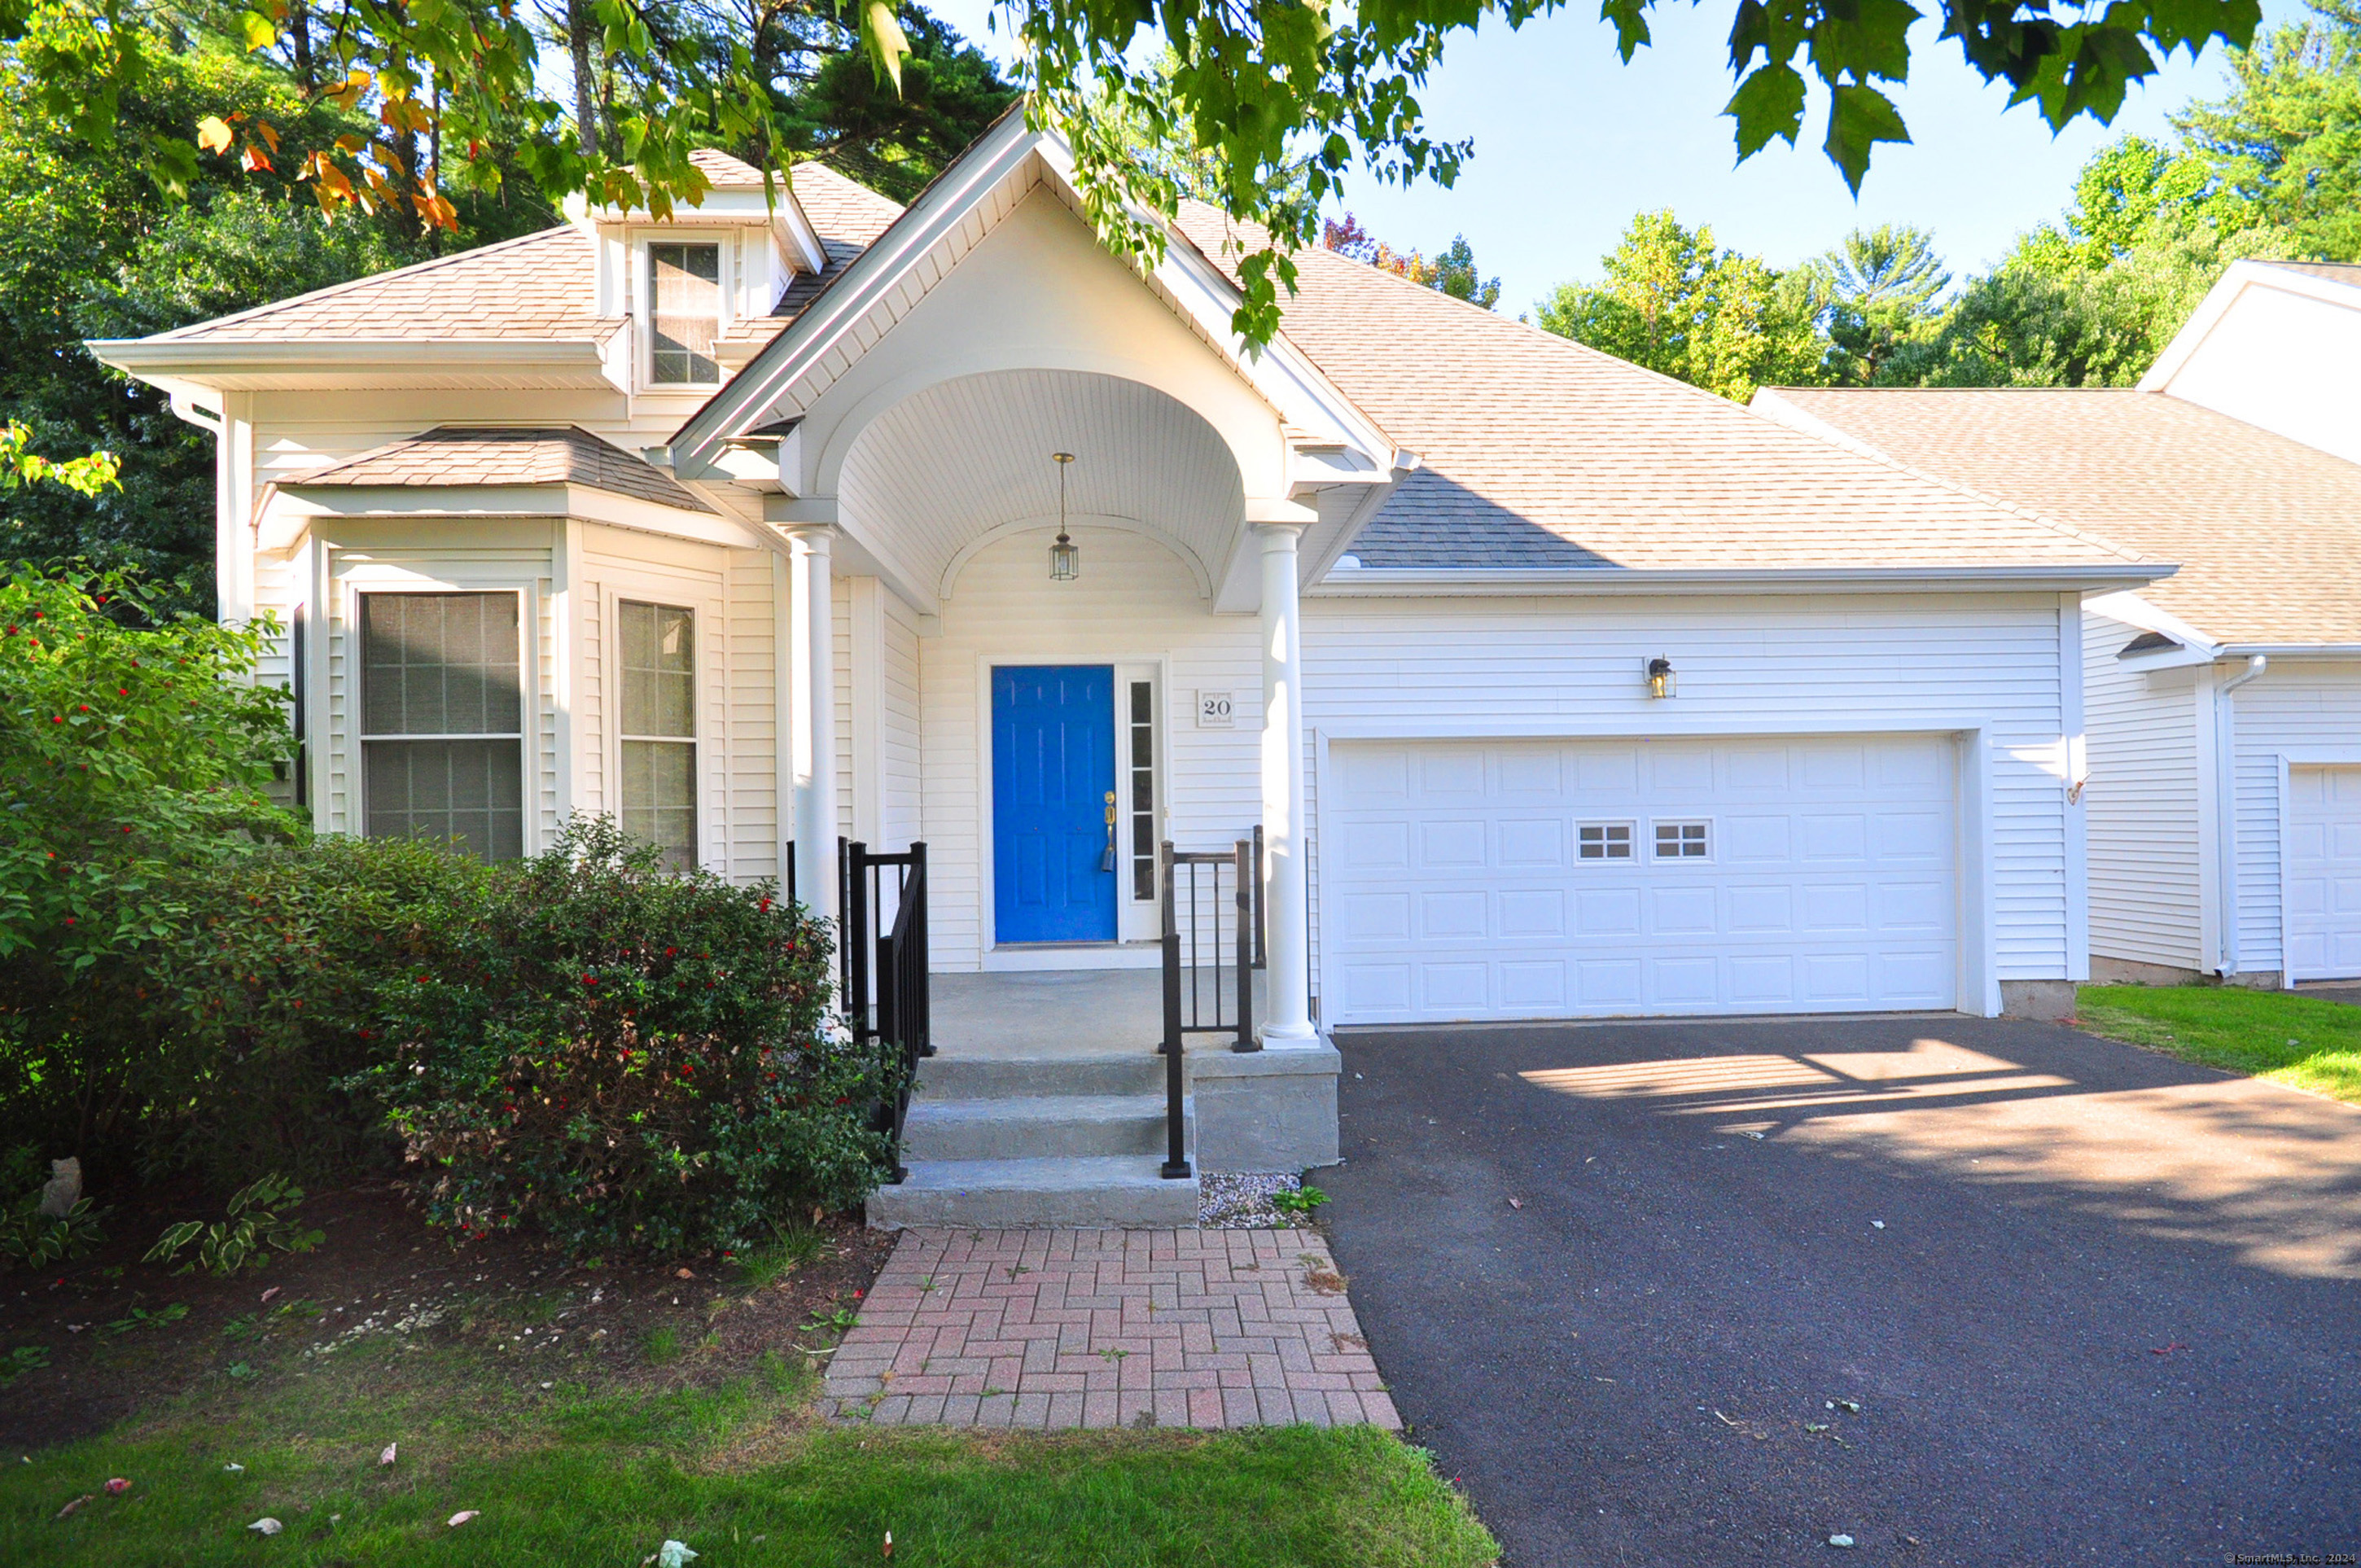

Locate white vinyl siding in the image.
[881,588,925,849]
[918,528,1260,968]
[723,550,782,886]
[1303,593,2077,996]
[2082,611,2205,970]
[2229,661,2361,974]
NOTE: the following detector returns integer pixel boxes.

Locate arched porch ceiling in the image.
[839,368,1244,601]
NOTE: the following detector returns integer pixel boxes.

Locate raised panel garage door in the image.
[2286,765,2361,982]
[1324,735,1959,1023]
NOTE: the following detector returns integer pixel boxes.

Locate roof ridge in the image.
[151,225,585,342]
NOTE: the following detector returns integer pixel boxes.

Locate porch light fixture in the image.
[1049,451,1080,581]
[1645,656,1677,699]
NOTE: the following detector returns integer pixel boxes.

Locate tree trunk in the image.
[287,0,314,90]
[568,0,600,159]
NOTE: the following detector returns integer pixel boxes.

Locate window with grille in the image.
[1128,680,1157,900]
[1578,821,1634,860]
[647,243,721,385]
[619,601,698,871]
[361,592,525,861]
[1654,820,1711,860]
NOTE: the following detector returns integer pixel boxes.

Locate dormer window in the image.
[647,242,721,385]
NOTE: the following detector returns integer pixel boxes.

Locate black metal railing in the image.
[839,839,931,1183]
[1155,836,1256,1179]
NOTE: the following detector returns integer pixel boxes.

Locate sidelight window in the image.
[1128,680,1157,900]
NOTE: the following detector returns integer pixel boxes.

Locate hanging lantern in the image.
[1049,451,1079,580]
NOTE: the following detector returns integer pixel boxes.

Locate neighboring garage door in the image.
[2286,765,2361,982]
[1324,735,1959,1023]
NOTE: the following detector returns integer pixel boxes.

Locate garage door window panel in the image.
[1654,820,1712,861]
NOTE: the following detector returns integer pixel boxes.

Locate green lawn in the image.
[2076,984,2361,1104]
[1,1339,1496,1568]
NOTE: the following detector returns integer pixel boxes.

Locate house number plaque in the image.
[1196,690,1235,729]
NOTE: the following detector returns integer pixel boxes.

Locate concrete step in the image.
[913,1053,1169,1100]
[901,1094,1187,1162]
[866,1156,1201,1229]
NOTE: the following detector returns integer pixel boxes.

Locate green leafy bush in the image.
[354,819,891,1259]
[0,564,297,967]
[0,830,489,1189]
[145,1172,321,1275]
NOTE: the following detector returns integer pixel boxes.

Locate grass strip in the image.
[2,1342,1496,1568]
[2077,984,2361,1104]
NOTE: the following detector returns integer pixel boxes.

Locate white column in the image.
[790,525,839,918]
[1258,521,1316,1045]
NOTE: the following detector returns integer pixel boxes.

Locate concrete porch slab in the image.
[929,968,1265,1058]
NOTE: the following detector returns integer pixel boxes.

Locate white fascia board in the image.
[272,482,760,549]
[773,182,830,275]
[668,113,1041,464]
[2219,642,2361,659]
[86,337,616,392]
[1312,563,2176,598]
[2139,261,2361,392]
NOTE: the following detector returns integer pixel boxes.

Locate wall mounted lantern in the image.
[1645,656,1677,699]
[1049,451,1079,580]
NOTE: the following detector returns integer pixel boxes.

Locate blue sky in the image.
[920,0,2294,313]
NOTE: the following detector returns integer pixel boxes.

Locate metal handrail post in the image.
[1232,839,1256,1050]
[1252,824,1267,970]
[1158,840,1191,1177]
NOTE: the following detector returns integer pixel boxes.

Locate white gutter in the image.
[168,389,222,433]
[1313,563,2175,597]
[2212,654,2269,978]
[88,338,613,386]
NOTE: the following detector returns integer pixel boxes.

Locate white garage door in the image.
[2286,765,2361,982]
[1324,735,1959,1023]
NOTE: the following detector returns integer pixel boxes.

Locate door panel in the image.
[992,665,1117,944]
[1325,735,1960,1023]
[2287,765,2361,982]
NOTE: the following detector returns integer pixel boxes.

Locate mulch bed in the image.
[0,1180,892,1452]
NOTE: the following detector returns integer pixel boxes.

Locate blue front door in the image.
[992,664,1117,943]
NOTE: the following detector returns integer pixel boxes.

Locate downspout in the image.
[2213,655,2267,978]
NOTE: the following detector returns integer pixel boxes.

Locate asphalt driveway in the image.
[1320,1014,2361,1566]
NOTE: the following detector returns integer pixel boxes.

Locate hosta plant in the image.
[145,1172,321,1276]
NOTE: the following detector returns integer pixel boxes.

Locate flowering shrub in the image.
[354,819,893,1259]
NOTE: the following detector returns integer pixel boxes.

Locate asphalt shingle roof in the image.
[151,162,902,346]
[283,426,718,514]
[1766,387,2361,646]
[125,151,2154,580]
[1169,207,2143,574]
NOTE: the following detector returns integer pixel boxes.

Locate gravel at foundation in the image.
[1198,1172,1307,1229]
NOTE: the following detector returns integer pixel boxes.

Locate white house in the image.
[92,116,2167,1221]
[1759,260,2361,989]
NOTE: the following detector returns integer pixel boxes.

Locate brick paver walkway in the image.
[818,1228,1400,1430]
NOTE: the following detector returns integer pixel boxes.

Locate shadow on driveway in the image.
[1319,1014,2361,1566]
